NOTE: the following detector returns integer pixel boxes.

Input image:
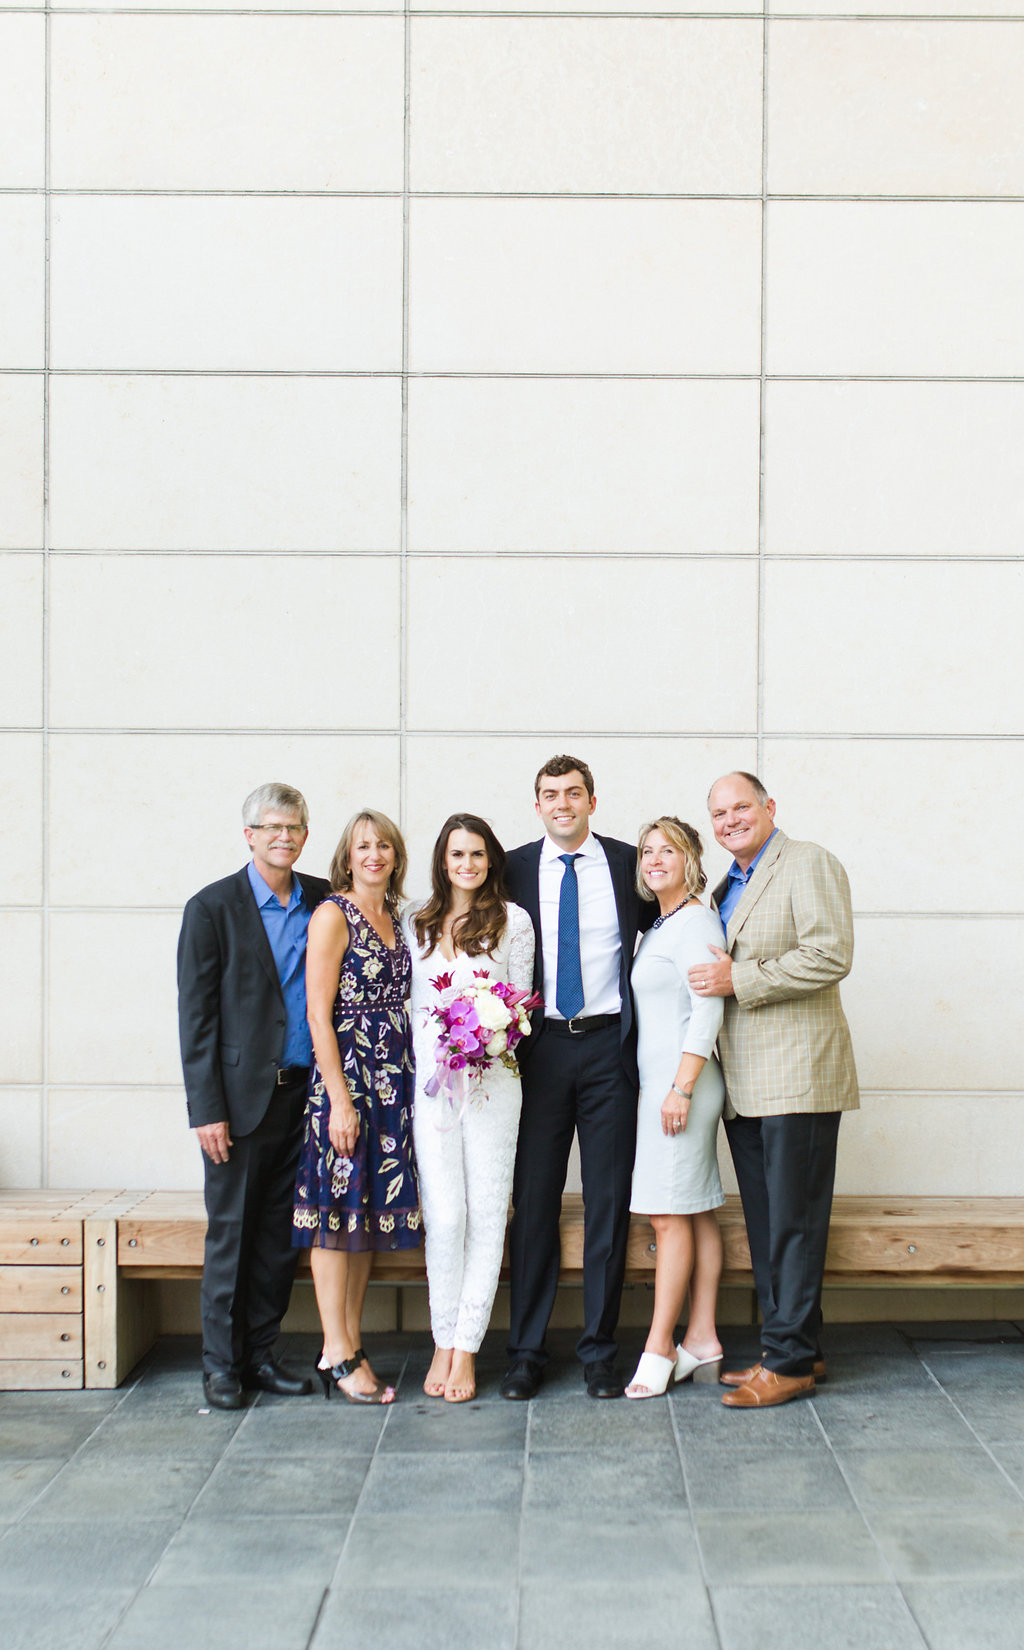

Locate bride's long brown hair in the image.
[412,814,509,960]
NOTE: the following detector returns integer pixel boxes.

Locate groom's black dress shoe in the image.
[241,1359,314,1397]
[202,1370,244,1410]
[499,1359,543,1401]
[584,1359,624,1399]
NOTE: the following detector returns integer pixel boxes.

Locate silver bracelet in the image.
[671,1084,692,1100]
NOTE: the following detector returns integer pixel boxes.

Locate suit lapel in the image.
[724,830,788,947]
[233,866,281,993]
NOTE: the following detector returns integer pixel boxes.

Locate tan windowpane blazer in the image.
[714,830,859,1119]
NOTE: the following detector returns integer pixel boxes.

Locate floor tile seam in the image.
[2,1372,145,1534]
[916,1365,1024,1508]
[668,1393,725,1649]
[312,1343,412,1627]
[806,1396,911,1595]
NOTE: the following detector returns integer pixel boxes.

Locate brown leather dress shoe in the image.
[721,1367,815,1408]
[720,1357,826,1387]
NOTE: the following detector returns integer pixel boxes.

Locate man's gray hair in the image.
[242,782,309,829]
[707,771,770,806]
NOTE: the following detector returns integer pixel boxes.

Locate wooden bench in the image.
[3,1190,1024,1389]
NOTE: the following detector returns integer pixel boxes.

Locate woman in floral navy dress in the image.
[293,809,420,1403]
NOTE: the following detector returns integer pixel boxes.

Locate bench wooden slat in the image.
[0,1221,83,1265]
[0,1313,83,1357]
[0,1359,83,1390]
[0,1266,82,1312]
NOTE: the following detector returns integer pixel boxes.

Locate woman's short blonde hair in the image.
[329,810,408,906]
[635,816,707,904]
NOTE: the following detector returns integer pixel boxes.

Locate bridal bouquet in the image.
[424,970,543,1110]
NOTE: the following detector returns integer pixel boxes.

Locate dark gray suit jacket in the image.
[177,865,331,1136]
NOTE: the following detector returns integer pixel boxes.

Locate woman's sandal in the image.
[625,1350,677,1399]
[673,1346,723,1385]
[316,1353,395,1405]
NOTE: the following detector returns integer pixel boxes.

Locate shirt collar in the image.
[247,859,304,911]
[541,830,600,863]
[727,827,777,885]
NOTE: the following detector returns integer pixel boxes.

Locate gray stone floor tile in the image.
[0,1389,123,1414]
[684,1445,854,1510]
[193,1452,369,1518]
[0,1457,63,1520]
[528,1393,675,1451]
[870,1510,1024,1579]
[0,1412,105,1460]
[903,1579,1024,1649]
[0,1517,177,1590]
[378,1398,527,1453]
[314,1584,517,1650]
[153,1513,344,1587]
[359,1449,523,1517]
[672,1384,824,1448]
[812,1392,976,1451]
[939,1390,1024,1444]
[22,1453,212,1522]
[519,1513,700,1582]
[106,1582,326,1650]
[525,1446,686,1513]
[79,1404,243,1460]
[919,1345,1024,1388]
[1,1585,134,1650]
[817,1355,936,1394]
[821,1325,916,1355]
[224,1396,386,1457]
[984,1440,1024,1491]
[836,1446,1022,1512]
[713,1584,928,1650]
[519,1577,718,1650]
[695,1509,888,1585]
[901,1321,1024,1345]
[336,1512,520,1588]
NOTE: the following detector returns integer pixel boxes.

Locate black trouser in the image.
[507,1022,638,1369]
[725,1110,842,1377]
[200,1075,307,1376]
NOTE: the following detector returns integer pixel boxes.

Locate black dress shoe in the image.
[202,1370,243,1410]
[499,1359,542,1401]
[241,1358,314,1397]
[584,1359,624,1399]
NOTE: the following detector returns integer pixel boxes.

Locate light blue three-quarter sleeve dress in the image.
[629,902,727,1216]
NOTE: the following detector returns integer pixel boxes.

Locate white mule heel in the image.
[674,1346,723,1385]
[625,1351,677,1399]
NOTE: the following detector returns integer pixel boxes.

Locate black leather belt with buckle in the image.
[545,1014,621,1038]
[276,1065,310,1086]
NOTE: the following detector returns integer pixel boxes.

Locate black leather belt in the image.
[545,1014,621,1038]
[275,1065,310,1086]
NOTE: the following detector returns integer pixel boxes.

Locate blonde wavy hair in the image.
[635,815,707,904]
[329,810,408,908]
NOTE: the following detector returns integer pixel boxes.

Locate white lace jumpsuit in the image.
[405,904,535,1353]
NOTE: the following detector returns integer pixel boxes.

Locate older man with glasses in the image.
[177,782,331,1409]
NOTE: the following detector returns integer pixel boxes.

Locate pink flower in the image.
[430,971,454,992]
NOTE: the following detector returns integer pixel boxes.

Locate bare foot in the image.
[679,1337,723,1362]
[444,1351,476,1404]
[424,1345,453,1398]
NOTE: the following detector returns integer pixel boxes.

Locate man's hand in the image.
[196,1121,233,1164]
[688,944,734,998]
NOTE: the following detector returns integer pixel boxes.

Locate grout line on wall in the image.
[8,368,1024,383]
[755,5,768,779]
[39,1,52,1191]
[11,9,1024,22]
[398,0,411,830]
[9,727,1024,741]
[9,189,1024,204]
[30,548,1024,562]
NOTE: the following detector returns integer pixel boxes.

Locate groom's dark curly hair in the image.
[533,754,595,800]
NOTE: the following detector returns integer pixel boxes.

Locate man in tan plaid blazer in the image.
[689,772,859,1409]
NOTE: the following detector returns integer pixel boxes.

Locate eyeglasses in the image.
[248,823,306,838]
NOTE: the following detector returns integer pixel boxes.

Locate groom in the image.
[500,755,652,1399]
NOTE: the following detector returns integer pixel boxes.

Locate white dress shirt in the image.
[538,831,622,1019]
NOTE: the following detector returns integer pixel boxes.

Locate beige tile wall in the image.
[3,11,1021,1233]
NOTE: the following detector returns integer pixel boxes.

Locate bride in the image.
[405,814,535,1403]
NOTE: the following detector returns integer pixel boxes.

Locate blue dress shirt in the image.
[716,829,777,932]
[247,861,313,1068]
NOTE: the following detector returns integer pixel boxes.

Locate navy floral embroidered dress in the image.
[293,895,421,1253]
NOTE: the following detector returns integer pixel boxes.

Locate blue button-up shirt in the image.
[716,829,777,932]
[247,861,313,1068]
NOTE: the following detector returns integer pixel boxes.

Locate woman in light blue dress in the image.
[625,817,726,1399]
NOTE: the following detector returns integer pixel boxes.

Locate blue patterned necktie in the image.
[556,853,585,1019]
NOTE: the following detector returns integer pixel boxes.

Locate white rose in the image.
[485,1031,508,1057]
[474,992,511,1032]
